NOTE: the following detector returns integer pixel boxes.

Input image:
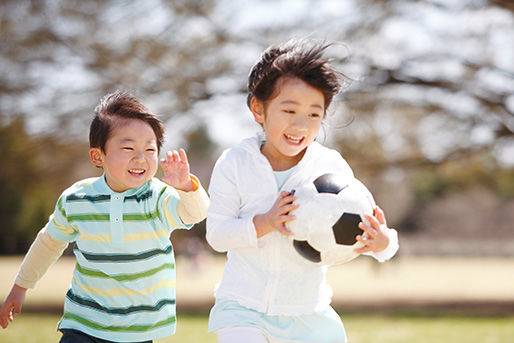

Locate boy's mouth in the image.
[284,134,304,145]
[128,169,145,176]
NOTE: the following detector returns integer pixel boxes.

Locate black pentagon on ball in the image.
[332,212,363,245]
[313,173,348,194]
[293,240,321,263]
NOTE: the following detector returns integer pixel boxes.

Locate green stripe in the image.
[68,211,161,222]
[79,245,173,262]
[67,194,111,202]
[76,262,174,281]
[66,290,175,315]
[68,213,110,222]
[62,312,175,332]
[125,190,153,203]
[123,211,159,221]
[57,197,66,218]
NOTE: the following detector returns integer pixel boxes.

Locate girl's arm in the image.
[0,228,68,328]
[206,153,268,252]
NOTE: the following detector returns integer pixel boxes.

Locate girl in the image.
[206,38,399,343]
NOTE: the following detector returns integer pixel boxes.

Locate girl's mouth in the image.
[284,134,304,145]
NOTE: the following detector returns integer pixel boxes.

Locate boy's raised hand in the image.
[354,206,390,254]
[160,149,195,192]
[0,284,26,329]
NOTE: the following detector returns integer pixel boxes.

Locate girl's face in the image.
[89,118,159,192]
[252,77,325,171]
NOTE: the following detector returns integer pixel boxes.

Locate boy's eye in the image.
[123,147,134,151]
[146,148,156,153]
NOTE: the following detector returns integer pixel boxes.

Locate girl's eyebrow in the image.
[280,100,323,110]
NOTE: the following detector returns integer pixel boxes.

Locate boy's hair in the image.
[247,38,350,113]
[89,91,165,152]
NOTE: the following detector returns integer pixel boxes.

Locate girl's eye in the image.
[310,113,322,118]
[283,110,295,114]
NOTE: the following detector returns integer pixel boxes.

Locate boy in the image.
[0,91,209,342]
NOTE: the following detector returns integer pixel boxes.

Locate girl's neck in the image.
[260,144,306,171]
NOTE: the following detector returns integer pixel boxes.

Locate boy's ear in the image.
[89,148,104,167]
[250,97,265,124]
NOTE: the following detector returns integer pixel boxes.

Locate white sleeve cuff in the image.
[365,228,399,263]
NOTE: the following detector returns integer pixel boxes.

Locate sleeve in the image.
[205,151,259,253]
[45,195,79,243]
[159,186,193,231]
[364,227,399,263]
[15,228,68,289]
[176,175,210,225]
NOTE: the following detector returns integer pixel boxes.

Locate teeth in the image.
[285,134,302,144]
[129,169,145,174]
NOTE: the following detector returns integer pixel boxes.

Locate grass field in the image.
[1,255,514,342]
[1,313,513,343]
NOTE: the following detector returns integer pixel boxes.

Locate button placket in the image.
[110,194,124,245]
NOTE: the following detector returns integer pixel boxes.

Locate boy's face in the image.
[89,118,159,193]
[251,77,325,170]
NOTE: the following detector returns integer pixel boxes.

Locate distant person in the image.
[0,91,209,342]
[205,38,399,343]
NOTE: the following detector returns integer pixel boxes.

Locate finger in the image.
[277,223,293,236]
[179,149,189,165]
[0,304,13,328]
[172,150,180,162]
[354,245,372,254]
[374,206,387,226]
[364,213,381,231]
[165,151,174,163]
[280,195,296,206]
[281,203,299,215]
[13,302,22,317]
[358,222,377,238]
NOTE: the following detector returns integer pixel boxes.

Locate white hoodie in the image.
[206,133,398,315]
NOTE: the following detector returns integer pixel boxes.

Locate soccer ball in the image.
[287,173,376,265]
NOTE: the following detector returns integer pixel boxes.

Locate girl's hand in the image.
[0,284,27,329]
[354,206,390,254]
[160,149,195,192]
[253,192,298,238]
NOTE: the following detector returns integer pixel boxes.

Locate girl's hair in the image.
[89,91,165,152]
[247,38,350,112]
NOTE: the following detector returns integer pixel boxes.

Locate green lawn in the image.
[1,313,513,343]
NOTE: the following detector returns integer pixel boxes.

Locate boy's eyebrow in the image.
[119,138,157,144]
[280,100,323,110]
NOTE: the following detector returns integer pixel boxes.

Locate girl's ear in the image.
[89,148,104,167]
[250,97,265,124]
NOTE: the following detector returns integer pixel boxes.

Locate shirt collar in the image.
[92,174,148,197]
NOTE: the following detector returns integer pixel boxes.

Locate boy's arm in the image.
[0,228,68,329]
[15,228,68,289]
[176,175,209,225]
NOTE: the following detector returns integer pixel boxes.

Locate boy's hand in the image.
[253,192,298,238]
[0,284,27,329]
[354,206,390,254]
[160,149,195,192]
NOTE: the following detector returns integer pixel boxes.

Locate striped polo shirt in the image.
[46,175,191,342]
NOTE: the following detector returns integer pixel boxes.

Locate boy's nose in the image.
[133,152,145,161]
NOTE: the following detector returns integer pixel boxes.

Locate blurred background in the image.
[1,0,513,256]
[1,1,513,341]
